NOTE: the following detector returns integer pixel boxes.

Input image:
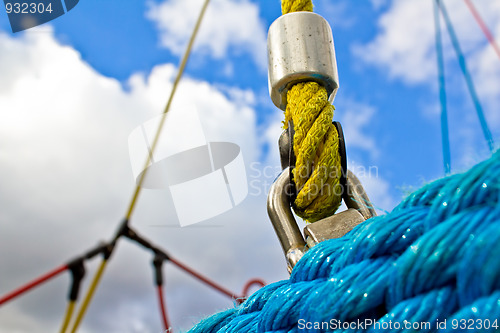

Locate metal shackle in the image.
[267,167,307,273]
[267,167,377,273]
[267,12,339,110]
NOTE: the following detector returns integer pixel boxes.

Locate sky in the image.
[0,0,499,332]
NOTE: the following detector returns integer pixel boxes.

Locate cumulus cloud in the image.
[146,0,268,70]
[335,100,378,157]
[0,28,287,332]
[335,100,395,212]
[354,0,500,165]
[353,0,500,107]
[354,0,436,84]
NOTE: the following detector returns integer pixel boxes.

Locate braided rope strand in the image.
[281,0,313,15]
[282,0,343,222]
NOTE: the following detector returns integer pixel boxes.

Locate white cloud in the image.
[0,28,288,332]
[337,100,395,212]
[146,0,268,70]
[354,0,500,103]
[354,0,500,159]
[349,159,394,213]
[353,0,437,84]
[335,100,378,157]
[336,100,394,212]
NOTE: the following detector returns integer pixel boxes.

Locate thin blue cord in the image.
[433,0,451,175]
[437,0,495,153]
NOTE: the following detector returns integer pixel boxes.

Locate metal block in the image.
[267,12,339,110]
[304,208,364,248]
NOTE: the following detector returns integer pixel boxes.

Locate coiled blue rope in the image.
[188,150,500,332]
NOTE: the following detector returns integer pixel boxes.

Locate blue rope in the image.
[437,0,495,153]
[187,150,500,332]
[433,0,451,175]
[372,287,457,333]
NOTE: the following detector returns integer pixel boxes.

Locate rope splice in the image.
[267,0,343,222]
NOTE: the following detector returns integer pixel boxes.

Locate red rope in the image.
[0,232,265,331]
[241,279,266,298]
[169,257,237,300]
[157,285,171,332]
[464,0,500,60]
[0,264,68,306]
[235,278,266,305]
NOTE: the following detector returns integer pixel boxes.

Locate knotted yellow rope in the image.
[281,0,343,222]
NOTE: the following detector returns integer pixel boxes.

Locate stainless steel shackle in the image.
[267,167,377,273]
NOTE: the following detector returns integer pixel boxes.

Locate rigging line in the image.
[157,285,170,331]
[433,0,451,175]
[437,0,495,153]
[61,242,114,333]
[238,279,266,304]
[169,257,238,300]
[126,225,245,301]
[153,252,170,331]
[125,0,211,221]
[69,259,107,333]
[69,2,211,332]
[125,224,247,305]
[464,0,500,61]
[60,300,75,333]
[0,264,68,306]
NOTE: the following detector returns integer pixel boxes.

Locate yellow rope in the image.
[59,300,75,333]
[125,0,211,221]
[281,0,343,222]
[281,0,312,14]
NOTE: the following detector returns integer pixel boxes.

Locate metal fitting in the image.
[267,170,376,273]
[304,208,364,249]
[267,12,339,110]
[267,168,307,273]
[343,170,377,221]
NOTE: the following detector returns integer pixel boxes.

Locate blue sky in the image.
[25,0,497,191]
[0,0,499,332]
